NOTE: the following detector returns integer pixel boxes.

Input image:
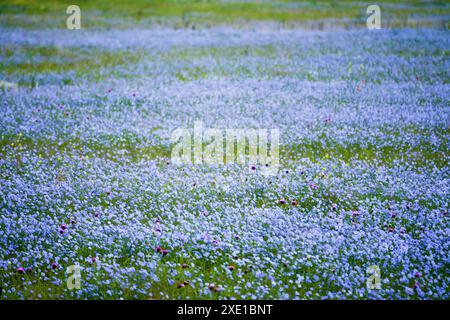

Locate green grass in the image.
[0,46,142,75]
[2,123,447,168]
[0,0,448,300]
[0,45,144,86]
[0,132,172,163]
[0,0,449,29]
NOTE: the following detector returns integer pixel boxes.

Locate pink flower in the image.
[17,267,25,274]
[51,262,58,270]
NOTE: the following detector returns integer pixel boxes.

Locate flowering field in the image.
[0,1,449,300]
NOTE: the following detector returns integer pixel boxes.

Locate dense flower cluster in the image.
[0,26,448,299]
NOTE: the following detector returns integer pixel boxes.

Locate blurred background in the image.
[1,0,449,29]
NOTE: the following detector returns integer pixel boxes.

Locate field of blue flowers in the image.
[0,1,449,300]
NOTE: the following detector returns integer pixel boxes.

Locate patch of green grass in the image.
[284,140,448,168]
[2,122,448,168]
[0,0,449,29]
[0,45,143,86]
[282,125,449,168]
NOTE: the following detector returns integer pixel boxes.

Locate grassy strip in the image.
[0,0,449,29]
